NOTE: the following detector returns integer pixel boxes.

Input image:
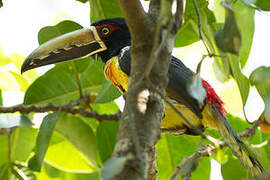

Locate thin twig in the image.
[170,145,215,180]
[0,99,120,121]
[192,0,212,57]
[239,119,263,139]
[0,0,2,8]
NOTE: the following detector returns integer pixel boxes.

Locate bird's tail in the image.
[211,104,264,177]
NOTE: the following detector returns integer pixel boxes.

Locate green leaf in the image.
[9,71,29,92]
[95,80,121,103]
[0,164,9,180]
[55,113,98,168]
[232,0,255,68]
[221,157,247,180]
[76,0,88,3]
[38,20,83,45]
[0,71,20,91]
[0,47,10,66]
[250,66,270,119]
[24,59,104,105]
[0,89,2,106]
[175,20,200,47]
[36,163,101,180]
[0,114,33,128]
[96,121,119,163]
[228,55,250,104]
[242,0,270,11]
[156,134,210,180]
[90,0,124,22]
[101,157,128,180]
[174,0,208,47]
[0,127,37,166]
[28,113,58,171]
[45,140,94,172]
[215,2,242,55]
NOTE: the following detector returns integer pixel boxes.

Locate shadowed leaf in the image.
[215,1,241,55]
[28,113,58,171]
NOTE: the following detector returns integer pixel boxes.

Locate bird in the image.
[21,18,263,176]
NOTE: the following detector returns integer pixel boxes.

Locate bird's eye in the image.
[102,27,110,35]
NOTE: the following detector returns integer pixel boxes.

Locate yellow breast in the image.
[104,57,129,93]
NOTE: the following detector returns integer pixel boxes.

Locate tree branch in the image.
[170,145,215,180]
[0,99,120,122]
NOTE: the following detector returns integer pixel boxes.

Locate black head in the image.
[91,18,131,63]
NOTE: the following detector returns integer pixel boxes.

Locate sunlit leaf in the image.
[0,127,37,166]
[28,113,58,171]
[250,66,270,120]
[36,163,101,180]
[156,134,210,180]
[0,89,3,106]
[0,164,9,180]
[0,114,33,128]
[215,1,242,55]
[174,0,208,47]
[175,20,200,47]
[221,156,247,180]
[9,71,29,91]
[95,80,121,104]
[55,113,98,168]
[0,47,10,66]
[45,140,94,172]
[90,0,124,22]
[0,71,20,91]
[101,157,128,180]
[96,121,119,163]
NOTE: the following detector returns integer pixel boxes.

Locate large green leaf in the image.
[215,2,242,55]
[228,54,250,104]
[38,20,83,45]
[156,134,210,180]
[95,80,121,104]
[174,0,208,47]
[221,157,247,180]
[0,127,37,166]
[28,113,59,171]
[24,59,104,105]
[96,121,119,163]
[36,163,101,180]
[45,140,93,172]
[55,113,98,169]
[250,66,270,120]
[89,0,124,22]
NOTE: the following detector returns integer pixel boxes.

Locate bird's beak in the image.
[21,26,107,73]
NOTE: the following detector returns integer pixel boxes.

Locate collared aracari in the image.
[21,18,263,176]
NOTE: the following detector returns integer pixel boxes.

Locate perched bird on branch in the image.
[21,18,263,176]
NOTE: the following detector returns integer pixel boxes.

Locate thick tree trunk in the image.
[110,0,185,179]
